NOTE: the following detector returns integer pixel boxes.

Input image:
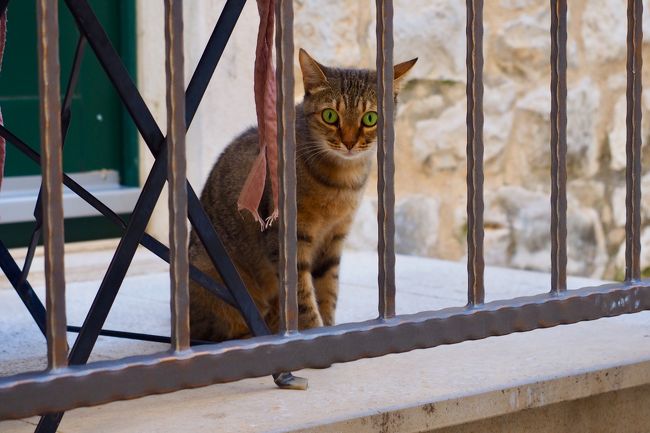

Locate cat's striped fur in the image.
[189,49,416,341]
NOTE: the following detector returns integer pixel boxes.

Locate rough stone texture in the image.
[345,197,377,252]
[484,186,607,278]
[294,0,372,67]
[395,195,440,257]
[609,95,629,171]
[492,8,552,81]
[343,1,650,280]
[393,0,466,82]
[412,101,466,173]
[615,226,650,278]
[138,1,650,280]
[581,0,627,64]
[500,0,543,10]
[567,79,600,177]
[431,385,650,433]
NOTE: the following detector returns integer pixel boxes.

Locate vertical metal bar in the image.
[36,0,68,369]
[276,0,298,333]
[165,0,189,351]
[626,0,643,282]
[376,0,396,319]
[19,36,86,290]
[550,0,568,293]
[466,0,485,306]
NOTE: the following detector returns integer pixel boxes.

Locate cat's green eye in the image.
[322,108,339,124]
[362,111,378,127]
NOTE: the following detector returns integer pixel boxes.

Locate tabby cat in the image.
[189,49,417,341]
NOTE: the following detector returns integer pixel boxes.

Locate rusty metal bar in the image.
[2,280,650,420]
[18,36,86,293]
[626,0,643,282]
[276,0,298,333]
[550,0,568,293]
[376,0,396,319]
[466,0,485,306]
[165,0,190,351]
[36,0,68,369]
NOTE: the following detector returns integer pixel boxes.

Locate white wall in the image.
[136,1,258,242]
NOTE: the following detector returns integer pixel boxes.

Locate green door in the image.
[0,1,138,247]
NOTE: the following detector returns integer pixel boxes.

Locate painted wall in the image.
[137,0,258,240]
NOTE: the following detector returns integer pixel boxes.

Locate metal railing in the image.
[0,1,649,431]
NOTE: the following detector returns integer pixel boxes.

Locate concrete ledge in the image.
[3,315,648,433]
[432,384,650,433]
[297,361,650,433]
[0,172,140,224]
[1,242,649,432]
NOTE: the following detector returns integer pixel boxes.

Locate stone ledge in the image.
[3,313,648,433]
[294,361,650,433]
[1,243,649,432]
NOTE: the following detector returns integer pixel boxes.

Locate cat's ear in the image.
[299,48,328,93]
[393,58,417,92]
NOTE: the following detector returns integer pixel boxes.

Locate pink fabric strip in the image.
[0,11,6,191]
[237,0,279,230]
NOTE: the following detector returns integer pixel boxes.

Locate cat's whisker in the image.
[298,144,359,164]
[300,147,333,165]
[297,143,332,157]
[297,147,328,159]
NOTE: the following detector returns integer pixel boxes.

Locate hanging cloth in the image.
[0,9,7,191]
[237,0,279,230]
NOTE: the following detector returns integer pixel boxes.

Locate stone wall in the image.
[294,0,650,280]
[138,1,650,280]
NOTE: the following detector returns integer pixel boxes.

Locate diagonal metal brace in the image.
[64,0,263,330]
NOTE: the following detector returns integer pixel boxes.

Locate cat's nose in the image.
[342,140,356,150]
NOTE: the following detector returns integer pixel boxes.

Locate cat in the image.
[189,49,417,342]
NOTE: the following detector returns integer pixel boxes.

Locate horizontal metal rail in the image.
[1,280,649,419]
